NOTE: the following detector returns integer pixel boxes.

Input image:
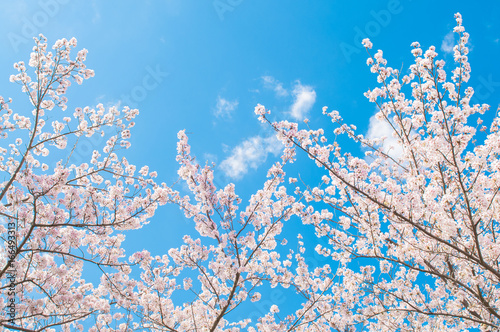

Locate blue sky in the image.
[1,0,500,325]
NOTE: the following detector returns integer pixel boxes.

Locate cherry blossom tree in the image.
[2,12,499,332]
[254,13,500,330]
[0,35,172,331]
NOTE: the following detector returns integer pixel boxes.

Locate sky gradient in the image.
[1,0,499,326]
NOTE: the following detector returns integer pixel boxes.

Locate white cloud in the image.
[262,76,288,97]
[214,96,238,118]
[290,81,316,120]
[441,31,455,54]
[220,135,283,179]
[366,113,403,159]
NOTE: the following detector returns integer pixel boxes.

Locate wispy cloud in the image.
[441,31,455,54]
[290,81,316,120]
[214,96,238,118]
[220,135,282,179]
[203,153,218,165]
[91,0,101,23]
[262,76,288,97]
[366,113,403,159]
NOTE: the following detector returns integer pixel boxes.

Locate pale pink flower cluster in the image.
[362,38,373,49]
